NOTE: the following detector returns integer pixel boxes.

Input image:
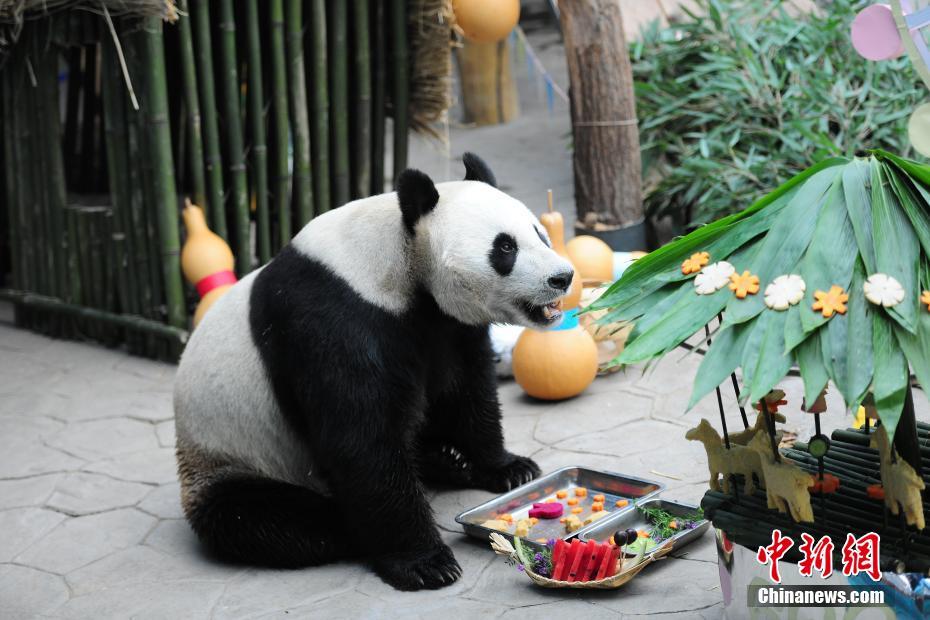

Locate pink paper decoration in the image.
[852,4,905,60]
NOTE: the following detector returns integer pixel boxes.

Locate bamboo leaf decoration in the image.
[592,151,930,436]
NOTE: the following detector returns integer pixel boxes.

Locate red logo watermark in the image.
[755,530,880,583]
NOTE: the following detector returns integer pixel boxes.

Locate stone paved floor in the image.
[1,305,739,619]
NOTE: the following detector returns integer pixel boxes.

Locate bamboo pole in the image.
[268,0,291,249]
[285,0,314,226]
[101,36,140,332]
[36,32,70,335]
[309,0,330,214]
[176,0,207,209]
[217,0,252,275]
[141,17,186,330]
[190,0,227,239]
[245,0,271,264]
[351,0,371,199]
[12,53,36,329]
[390,0,409,183]
[330,0,350,206]
[1,67,23,325]
[0,289,189,343]
[370,0,386,195]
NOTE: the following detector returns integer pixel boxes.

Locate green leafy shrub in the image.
[633,0,926,225]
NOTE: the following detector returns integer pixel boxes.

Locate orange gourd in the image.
[566,235,614,286]
[451,0,520,43]
[512,327,598,400]
[181,200,237,327]
[511,191,599,401]
[538,191,582,310]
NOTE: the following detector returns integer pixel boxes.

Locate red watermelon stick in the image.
[596,545,621,580]
[586,544,609,581]
[554,539,580,581]
[567,540,594,582]
[551,540,568,573]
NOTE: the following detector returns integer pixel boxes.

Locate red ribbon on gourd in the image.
[195,270,237,298]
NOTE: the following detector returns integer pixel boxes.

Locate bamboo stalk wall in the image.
[0,1,424,359]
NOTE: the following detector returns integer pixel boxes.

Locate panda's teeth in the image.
[542,300,562,320]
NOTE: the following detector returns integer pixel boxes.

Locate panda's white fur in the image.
[174,270,323,491]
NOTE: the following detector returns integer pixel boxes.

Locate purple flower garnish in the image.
[547,538,557,548]
[534,552,544,562]
[517,564,525,572]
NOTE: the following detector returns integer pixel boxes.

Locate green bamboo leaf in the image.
[798,174,858,333]
[739,310,773,395]
[885,162,930,259]
[797,329,829,407]
[872,312,908,438]
[872,161,919,334]
[624,283,694,341]
[592,157,848,312]
[783,304,804,352]
[619,285,730,364]
[749,310,792,402]
[838,261,873,407]
[842,159,875,274]
[723,167,838,325]
[688,321,751,409]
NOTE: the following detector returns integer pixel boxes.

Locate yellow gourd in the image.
[566,235,614,286]
[181,199,237,327]
[511,190,598,401]
[538,190,582,310]
[451,0,520,43]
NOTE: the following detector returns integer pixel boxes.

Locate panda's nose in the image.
[548,270,574,292]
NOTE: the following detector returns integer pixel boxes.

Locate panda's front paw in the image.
[472,453,541,493]
[371,544,462,591]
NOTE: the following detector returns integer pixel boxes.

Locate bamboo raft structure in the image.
[702,417,930,573]
[0,1,453,360]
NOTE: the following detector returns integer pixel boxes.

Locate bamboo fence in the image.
[0,1,447,359]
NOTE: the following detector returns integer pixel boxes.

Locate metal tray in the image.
[578,497,710,556]
[455,466,663,548]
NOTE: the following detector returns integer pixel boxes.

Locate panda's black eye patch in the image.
[535,226,550,247]
[489,233,518,276]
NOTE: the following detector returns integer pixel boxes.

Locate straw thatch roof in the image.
[0,0,175,56]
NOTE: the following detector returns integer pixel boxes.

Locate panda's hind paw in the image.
[372,544,462,591]
[473,453,541,493]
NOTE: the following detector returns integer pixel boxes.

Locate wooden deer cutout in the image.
[747,431,814,522]
[871,426,925,530]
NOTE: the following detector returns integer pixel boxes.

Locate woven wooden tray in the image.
[489,533,673,589]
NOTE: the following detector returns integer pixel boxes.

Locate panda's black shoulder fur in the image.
[248,244,494,442]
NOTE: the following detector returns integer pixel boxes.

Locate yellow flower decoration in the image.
[922,290,930,312]
[728,270,760,298]
[812,285,848,318]
[681,251,710,275]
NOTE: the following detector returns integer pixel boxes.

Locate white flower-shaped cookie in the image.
[694,261,735,295]
[864,273,905,307]
[764,274,806,311]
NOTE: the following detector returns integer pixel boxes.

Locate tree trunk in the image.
[456,38,518,126]
[560,0,643,247]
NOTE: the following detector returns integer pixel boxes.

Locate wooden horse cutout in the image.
[686,419,762,495]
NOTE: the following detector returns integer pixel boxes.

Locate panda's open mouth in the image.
[522,299,563,325]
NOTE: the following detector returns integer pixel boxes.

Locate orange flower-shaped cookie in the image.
[812,285,848,318]
[681,251,710,275]
[728,270,760,298]
[922,290,930,312]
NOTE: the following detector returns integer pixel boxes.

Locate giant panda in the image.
[173,153,574,591]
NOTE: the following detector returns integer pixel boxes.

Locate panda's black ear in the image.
[463,152,497,188]
[396,168,439,234]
